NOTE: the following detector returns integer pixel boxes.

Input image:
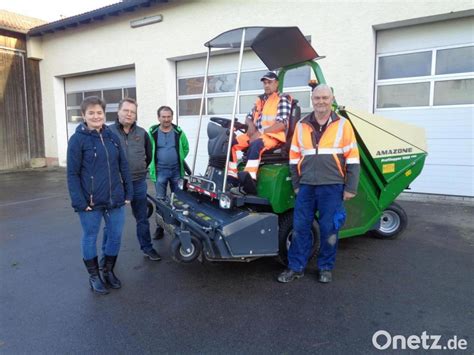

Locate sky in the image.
[0,0,119,22]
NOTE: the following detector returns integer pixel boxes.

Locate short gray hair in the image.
[312,84,333,97]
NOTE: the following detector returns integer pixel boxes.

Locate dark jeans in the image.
[288,184,345,272]
[102,178,153,254]
[155,166,180,199]
[79,206,125,260]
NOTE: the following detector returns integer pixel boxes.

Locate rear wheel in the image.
[276,211,320,266]
[170,235,202,263]
[373,202,407,239]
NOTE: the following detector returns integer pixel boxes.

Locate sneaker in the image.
[277,269,304,283]
[317,270,332,283]
[143,248,161,261]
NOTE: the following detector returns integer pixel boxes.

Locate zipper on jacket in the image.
[89,175,95,206]
[89,148,97,206]
[99,133,113,205]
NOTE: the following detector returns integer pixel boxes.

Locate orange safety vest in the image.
[289,112,359,187]
[253,92,289,143]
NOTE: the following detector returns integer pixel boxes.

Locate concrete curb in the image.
[398,192,474,206]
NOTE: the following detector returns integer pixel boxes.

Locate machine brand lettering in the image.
[376,147,412,156]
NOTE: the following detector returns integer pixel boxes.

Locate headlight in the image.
[219,194,232,209]
[177,178,186,190]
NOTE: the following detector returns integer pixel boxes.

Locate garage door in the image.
[177,51,312,175]
[375,17,474,197]
[65,68,136,139]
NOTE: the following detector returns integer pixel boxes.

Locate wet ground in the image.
[0,168,472,354]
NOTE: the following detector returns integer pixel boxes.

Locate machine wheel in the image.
[373,202,407,239]
[146,201,154,219]
[170,236,202,263]
[276,211,320,266]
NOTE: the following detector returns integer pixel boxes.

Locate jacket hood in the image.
[75,122,112,136]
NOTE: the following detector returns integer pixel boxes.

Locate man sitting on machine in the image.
[228,71,292,194]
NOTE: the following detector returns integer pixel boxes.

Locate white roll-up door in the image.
[65,68,136,139]
[375,17,474,196]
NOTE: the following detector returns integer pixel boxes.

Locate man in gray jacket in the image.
[104,98,160,261]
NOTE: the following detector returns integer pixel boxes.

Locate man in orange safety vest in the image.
[278,84,360,284]
[228,71,292,194]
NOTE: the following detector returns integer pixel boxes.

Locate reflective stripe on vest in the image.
[291,113,358,177]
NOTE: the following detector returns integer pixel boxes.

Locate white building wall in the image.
[36,0,473,166]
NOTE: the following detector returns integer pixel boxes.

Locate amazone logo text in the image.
[376,148,412,156]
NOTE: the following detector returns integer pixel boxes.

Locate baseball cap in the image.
[260,71,278,81]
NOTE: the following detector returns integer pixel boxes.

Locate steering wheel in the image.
[210,117,248,133]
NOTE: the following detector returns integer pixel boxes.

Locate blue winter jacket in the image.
[67,123,133,212]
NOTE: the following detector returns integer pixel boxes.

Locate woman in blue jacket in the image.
[67,96,133,295]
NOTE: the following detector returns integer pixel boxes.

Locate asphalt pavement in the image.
[0,168,472,354]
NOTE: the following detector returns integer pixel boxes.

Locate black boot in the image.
[102,255,121,289]
[83,257,109,295]
[99,256,105,270]
[238,171,257,195]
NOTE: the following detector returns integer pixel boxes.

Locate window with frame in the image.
[375,45,474,109]
[177,67,312,117]
[66,86,137,123]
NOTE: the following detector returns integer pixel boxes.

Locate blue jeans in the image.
[78,206,125,260]
[102,178,153,254]
[288,184,345,272]
[155,166,180,199]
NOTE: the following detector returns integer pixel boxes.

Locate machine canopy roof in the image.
[204,27,319,71]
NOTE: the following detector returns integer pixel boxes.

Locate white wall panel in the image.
[64,68,135,92]
[377,17,474,55]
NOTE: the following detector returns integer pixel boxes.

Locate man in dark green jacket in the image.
[148,106,189,237]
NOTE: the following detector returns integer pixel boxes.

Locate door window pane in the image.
[239,95,256,114]
[124,87,136,99]
[105,112,117,122]
[376,83,430,108]
[287,91,311,108]
[282,66,310,87]
[240,70,267,90]
[436,46,474,75]
[84,91,101,98]
[67,93,83,106]
[179,99,204,116]
[378,52,432,80]
[179,77,204,95]
[208,97,234,115]
[103,89,122,104]
[434,79,474,105]
[67,109,82,123]
[207,73,236,93]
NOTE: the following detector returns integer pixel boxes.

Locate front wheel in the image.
[373,202,408,239]
[170,235,202,263]
[276,211,320,266]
